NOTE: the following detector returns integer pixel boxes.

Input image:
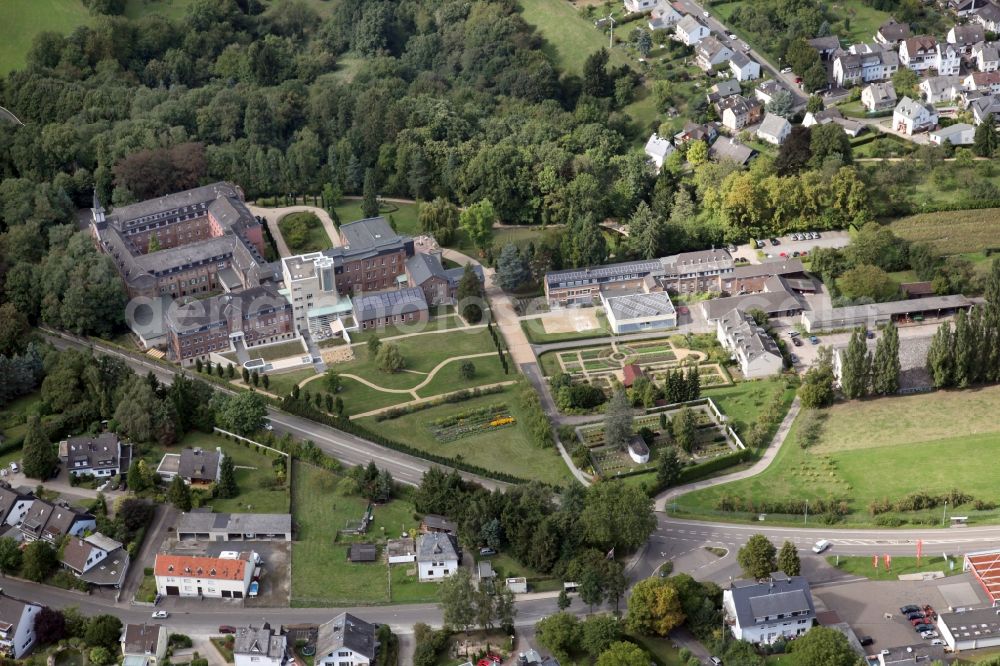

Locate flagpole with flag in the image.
[885,553,891,571]
[873,554,878,572]
[917,539,923,565]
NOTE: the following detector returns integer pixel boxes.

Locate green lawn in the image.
[703,378,796,435]
[676,385,1000,525]
[172,432,290,514]
[825,555,960,579]
[492,226,553,251]
[279,211,331,253]
[1,0,92,75]
[327,375,415,416]
[265,368,318,399]
[290,461,439,606]
[347,316,467,344]
[829,0,891,44]
[246,340,307,362]
[357,385,574,485]
[517,0,633,75]
[328,329,499,391]
[890,208,1000,256]
[334,200,421,236]
[628,634,687,666]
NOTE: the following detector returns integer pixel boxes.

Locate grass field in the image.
[517,0,633,75]
[334,200,420,237]
[492,226,553,250]
[357,385,574,485]
[890,209,1000,255]
[290,461,439,606]
[704,378,797,435]
[828,0,891,44]
[1,0,91,75]
[263,368,318,399]
[676,386,1000,525]
[347,315,467,344]
[246,340,307,363]
[825,555,960,579]
[279,211,330,253]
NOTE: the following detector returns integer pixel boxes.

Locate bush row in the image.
[518,384,555,449]
[374,385,507,422]
[675,448,755,486]
[715,495,850,516]
[868,489,987,515]
[280,397,530,484]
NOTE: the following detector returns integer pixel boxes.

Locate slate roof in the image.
[545,259,661,288]
[730,51,754,69]
[122,624,164,656]
[711,79,742,97]
[60,432,120,473]
[703,288,806,321]
[676,14,704,35]
[757,113,790,139]
[422,514,458,533]
[106,183,242,228]
[952,23,985,45]
[728,574,815,629]
[417,532,459,562]
[406,253,449,287]
[234,624,286,660]
[895,96,934,120]
[808,35,841,51]
[316,613,376,660]
[0,487,31,524]
[353,287,428,322]
[661,248,734,276]
[878,19,910,42]
[339,217,399,252]
[177,448,222,482]
[864,81,897,105]
[708,138,755,164]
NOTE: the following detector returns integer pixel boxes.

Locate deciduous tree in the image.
[872,322,901,395]
[376,343,405,373]
[778,540,801,576]
[596,642,649,666]
[536,613,580,663]
[580,481,656,553]
[789,626,858,666]
[625,577,685,637]
[738,534,777,580]
[459,200,496,254]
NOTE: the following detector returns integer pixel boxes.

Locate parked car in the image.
[702,11,710,17]
[781,67,792,74]
[920,630,939,639]
[812,539,831,553]
[8,462,17,473]
[930,639,945,646]
[769,237,780,246]
[727,243,737,252]
[900,605,921,615]
[219,626,237,634]
[479,547,497,556]
[793,337,803,347]
[858,636,874,647]
[710,658,723,666]
[905,612,925,621]
[788,331,799,337]
[813,231,822,239]
[790,354,799,364]
[866,330,875,339]
[914,623,934,633]
[152,611,169,619]
[792,251,800,257]
[809,335,819,344]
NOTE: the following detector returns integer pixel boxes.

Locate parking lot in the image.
[813,573,990,655]
[733,230,851,264]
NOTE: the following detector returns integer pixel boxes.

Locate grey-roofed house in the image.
[968,93,1000,124]
[316,613,377,666]
[674,14,709,46]
[708,137,756,165]
[755,80,787,105]
[975,3,1000,32]
[919,74,963,103]
[948,23,986,52]
[421,514,458,535]
[875,19,910,47]
[19,500,96,544]
[59,432,126,477]
[644,132,675,169]
[0,592,42,659]
[600,288,676,334]
[417,532,460,582]
[808,35,841,59]
[121,624,167,666]
[176,511,292,541]
[405,252,452,305]
[756,113,791,145]
[893,96,938,134]
[931,122,977,145]
[715,309,784,379]
[233,623,287,666]
[353,286,428,330]
[696,35,734,70]
[348,543,378,563]
[730,51,761,81]
[157,447,224,486]
[723,573,816,644]
[0,486,33,528]
[862,81,897,111]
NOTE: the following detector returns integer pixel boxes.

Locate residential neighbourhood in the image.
[6,0,1000,665]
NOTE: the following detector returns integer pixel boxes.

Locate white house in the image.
[861,81,897,111]
[974,41,1000,71]
[969,93,1000,124]
[644,133,675,170]
[722,573,816,644]
[695,36,734,71]
[121,624,168,666]
[0,487,33,528]
[874,19,909,48]
[0,593,42,659]
[316,613,377,666]
[624,0,657,12]
[932,123,977,144]
[937,607,1000,652]
[59,432,126,477]
[975,4,1000,33]
[755,80,787,105]
[947,24,985,54]
[899,35,938,71]
[803,106,844,128]
[893,96,939,134]
[934,43,962,75]
[719,95,763,131]
[157,447,224,486]
[832,50,899,87]
[416,532,459,582]
[674,15,709,46]
[966,70,1000,93]
[154,552,256,598]
[648,0,682,30]
[919,75,963,103]
[716,309,783,379]
[756,113,791,145]
[234,624,287,666]
[730,52,761,81]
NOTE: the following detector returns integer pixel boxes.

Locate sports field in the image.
[676,386,1000,525]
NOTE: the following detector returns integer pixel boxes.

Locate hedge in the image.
[645,448,755,496]
[280,397,530,484]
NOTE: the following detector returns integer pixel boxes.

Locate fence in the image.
[213,428,290,459]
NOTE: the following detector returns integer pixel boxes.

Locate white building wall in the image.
[155,568,253,598]
[235,653,283,666]
[318,648,371,666]
[4,499,33,527]
[418,557,458,582]
[10,603,41,659]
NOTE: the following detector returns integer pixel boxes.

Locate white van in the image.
[812,539,831,554]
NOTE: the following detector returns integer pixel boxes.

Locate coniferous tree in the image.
[22,415,58,480]
[778,540,801,576]
[167,475,192,511]
[627,202,664,260]
[604,387,633,448]
[927,320,956,388]
[216,455,238,499]
[953,309,975,387]
[974,114,999,157]
[871,322,900,395]
[685,366,700,401]
[361,169,379,218]
[840,326,871,399]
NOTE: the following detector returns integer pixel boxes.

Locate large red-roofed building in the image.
[965,549,1000,604]
[154,552,255,598]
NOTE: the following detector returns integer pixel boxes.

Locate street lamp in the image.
[804,499,809,524]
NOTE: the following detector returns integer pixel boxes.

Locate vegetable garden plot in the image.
[428,403,516,443]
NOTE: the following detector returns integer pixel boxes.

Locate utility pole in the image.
[942,500,948,527]
[805,499,809,524]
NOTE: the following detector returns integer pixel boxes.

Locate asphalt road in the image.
[41,330,506,491]
[676,0,808,104]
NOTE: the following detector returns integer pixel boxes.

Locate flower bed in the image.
[429,404,517,443]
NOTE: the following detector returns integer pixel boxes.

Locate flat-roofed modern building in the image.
[601,288,677,334]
